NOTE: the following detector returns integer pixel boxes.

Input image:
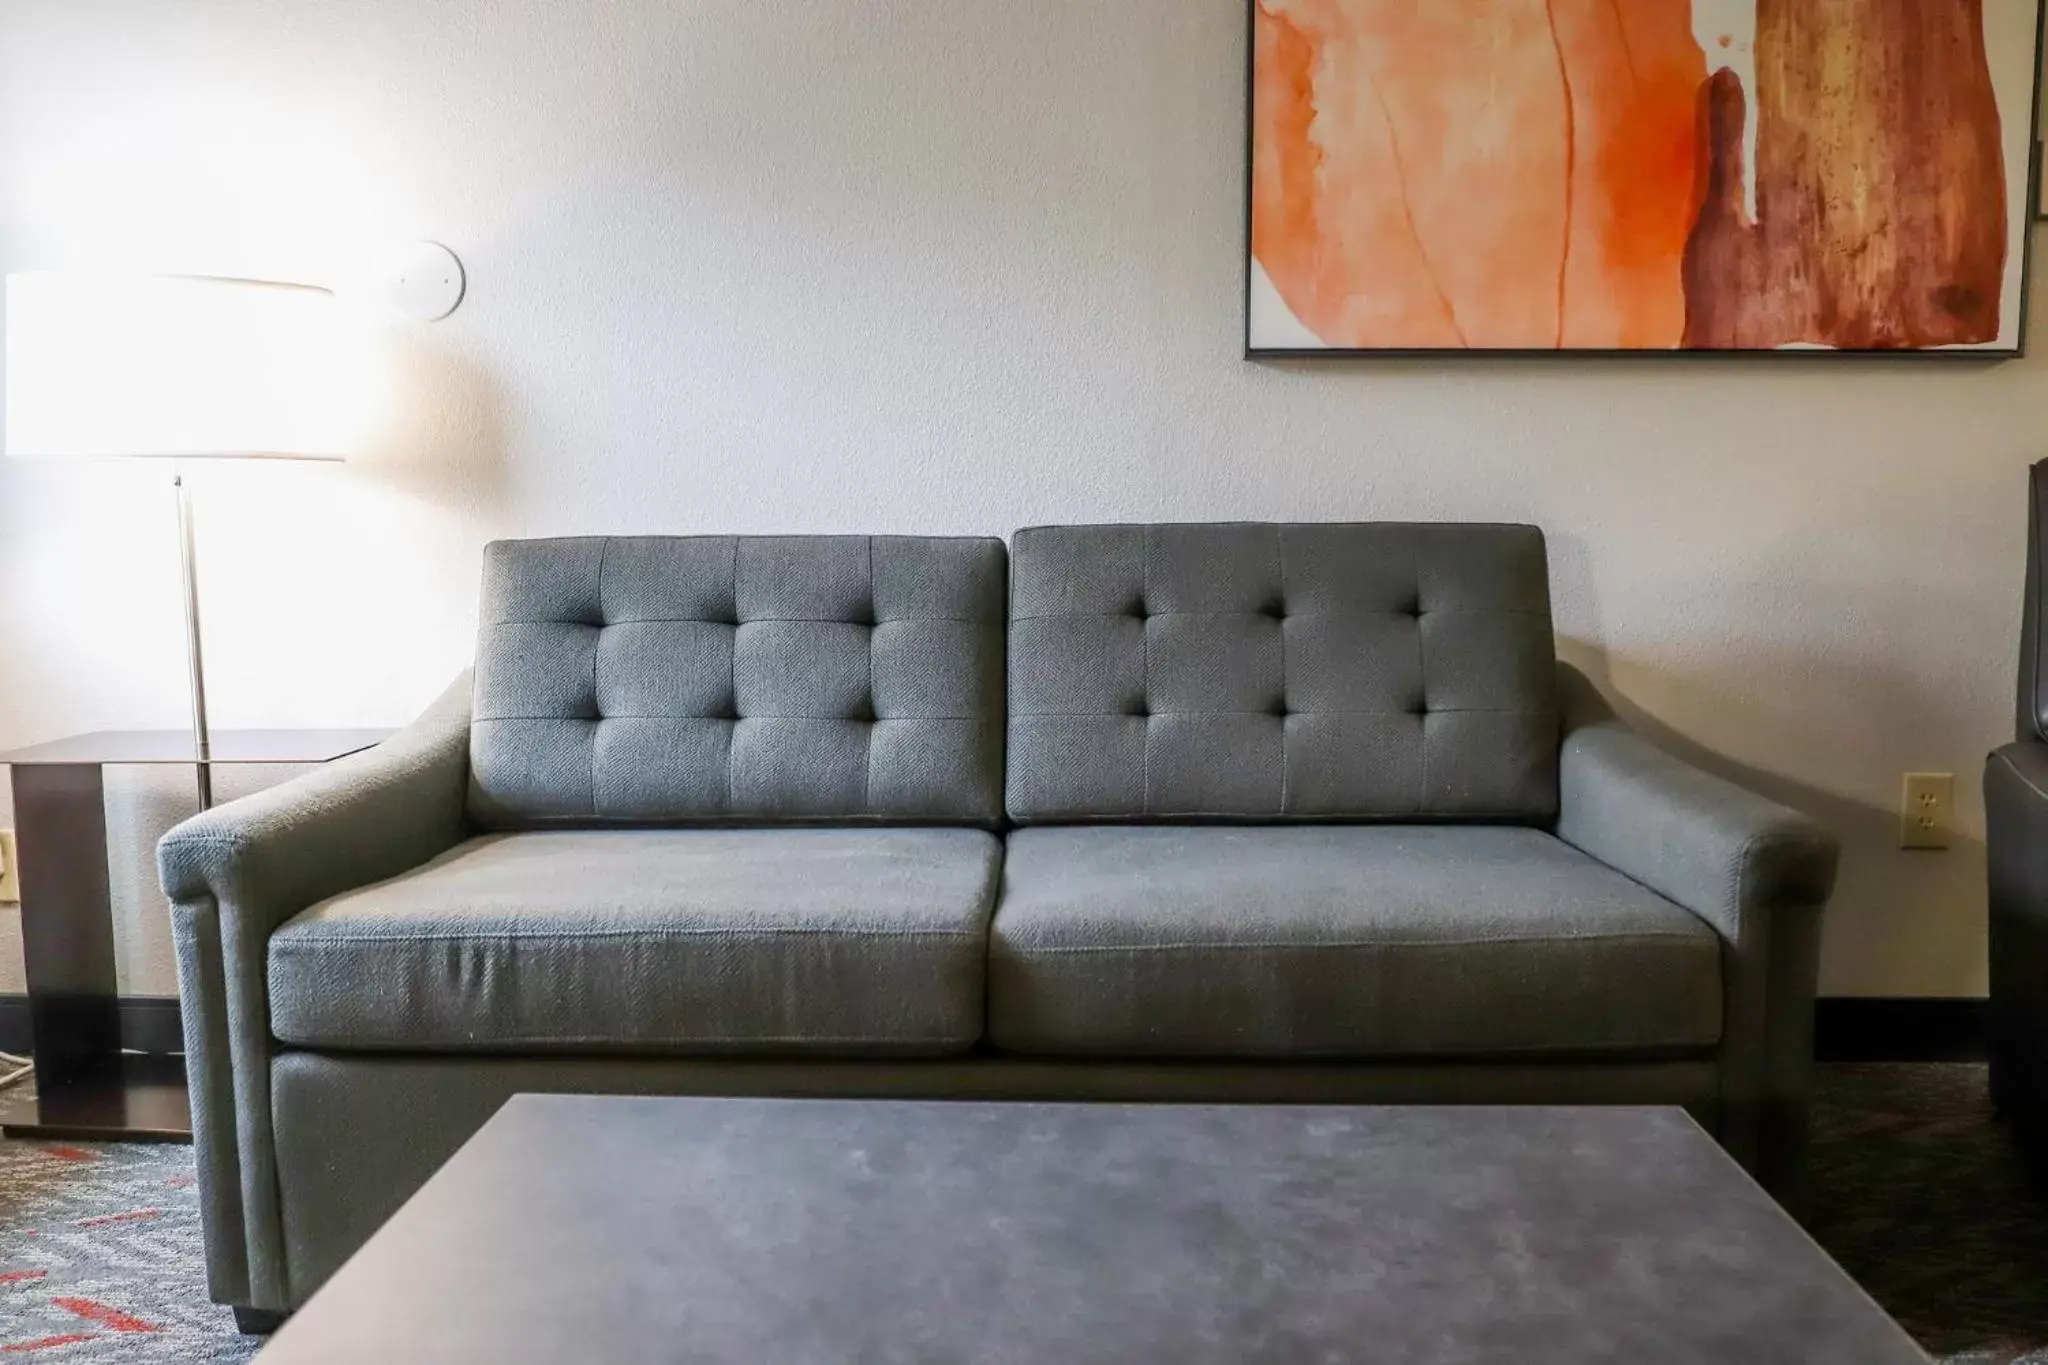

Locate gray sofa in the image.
[159,523,1839,1324]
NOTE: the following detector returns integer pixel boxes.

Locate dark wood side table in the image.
[0,729,391,1142]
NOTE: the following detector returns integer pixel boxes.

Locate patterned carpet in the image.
[0,1065,2042,1360]
[0,1135,251,1361]
[1807,1065,2048,1364]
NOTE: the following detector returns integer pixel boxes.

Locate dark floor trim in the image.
[1816,998,1988,1063]
[0,996,184,1058]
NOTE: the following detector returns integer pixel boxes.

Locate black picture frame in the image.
[1243,0,2048,361]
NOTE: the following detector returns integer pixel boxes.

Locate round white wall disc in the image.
[381,241,465,322]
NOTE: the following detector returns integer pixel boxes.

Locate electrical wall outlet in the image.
[1901,773,1956,851]
[0,830,17,904]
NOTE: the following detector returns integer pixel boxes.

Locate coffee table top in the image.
[259,1098,1924,1365]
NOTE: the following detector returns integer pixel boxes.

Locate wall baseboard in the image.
[0,995,1991,1065]
[1814,997,1987,1063]
[0,996,184,1059]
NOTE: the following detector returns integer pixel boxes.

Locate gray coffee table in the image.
[257,1098,1924,1363]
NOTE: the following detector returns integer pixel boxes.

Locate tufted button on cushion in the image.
[470,535,1007,828]
[1007,523,1559,823]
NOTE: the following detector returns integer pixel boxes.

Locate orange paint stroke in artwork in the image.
[1252,0,1708,350]
[1543,0,1578,346]
[1606,0,1641,89]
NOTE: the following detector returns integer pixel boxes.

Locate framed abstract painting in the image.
[1246,1,2047,357]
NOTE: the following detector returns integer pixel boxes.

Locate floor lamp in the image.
[4,273,353,809]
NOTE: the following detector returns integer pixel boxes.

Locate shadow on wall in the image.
[1559,640,1989,996]
[353,330,511,521]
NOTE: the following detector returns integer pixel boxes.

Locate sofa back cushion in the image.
[470,535,1006,828]
[1007,523,1557,824]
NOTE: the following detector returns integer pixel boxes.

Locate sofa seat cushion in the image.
[268,829,1000,1056]
[990,826,1722,1059]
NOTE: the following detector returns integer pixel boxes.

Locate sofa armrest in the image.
[159,671,472,1311]
[1554,668,1837,937]
[1552,663,1839,1195]
[159,670,475,925]
[1985,739,2048,885]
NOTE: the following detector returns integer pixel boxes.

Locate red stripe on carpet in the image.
[73,1209,160,1228]
[36,1147,92,1163]
[0,1271,46,1285]
[2,1335,97,1353]
[52,1298,160,1333]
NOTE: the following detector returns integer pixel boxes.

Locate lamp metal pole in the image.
[173,473,214,810]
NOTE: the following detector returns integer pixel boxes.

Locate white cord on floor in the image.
[0,1051,34,1092]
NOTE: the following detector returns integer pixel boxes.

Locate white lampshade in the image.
[4,272,357,461]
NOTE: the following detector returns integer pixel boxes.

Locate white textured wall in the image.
[0,0,2043,999]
